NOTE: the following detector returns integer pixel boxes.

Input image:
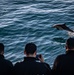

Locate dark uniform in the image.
[14,57,52,75]
[52,50,74,75]
[0,54,13,75]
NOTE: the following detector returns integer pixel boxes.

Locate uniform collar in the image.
[24,57,36,61]
[66,50,74,54]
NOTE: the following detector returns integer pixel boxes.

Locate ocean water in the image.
[0,0,74,68]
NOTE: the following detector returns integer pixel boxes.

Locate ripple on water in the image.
[0,0,74,67]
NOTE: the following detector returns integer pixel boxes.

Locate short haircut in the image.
[66,37,74,49]
[0,43,4,53]
[25,43,37,55]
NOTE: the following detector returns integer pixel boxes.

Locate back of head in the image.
[0,43,4,54]
[66,37,74,49]
[25,43,37,55]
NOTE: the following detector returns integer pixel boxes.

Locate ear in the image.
[34,51,36,56]
[24,50,26,55]
[66,45,68,51]
[35,51,36,55]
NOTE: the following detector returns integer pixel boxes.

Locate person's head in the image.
[66,37,74,51]
[24,43,37,57]
[0,43,4,55]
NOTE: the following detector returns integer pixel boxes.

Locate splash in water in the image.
[68,31,74,37]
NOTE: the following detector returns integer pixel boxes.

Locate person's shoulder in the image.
[42,62,49,66]
[54,54,66,62]
[4,59,13,67]
[5,59,11,62]
[39,62,51,69]
[6,59,13,64]
[36,60,49,66]
[14,61,23,67]
[56,54,66,59]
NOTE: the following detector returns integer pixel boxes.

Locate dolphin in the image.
[53,23,74,32]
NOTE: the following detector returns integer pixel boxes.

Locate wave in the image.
[0,0,74,66]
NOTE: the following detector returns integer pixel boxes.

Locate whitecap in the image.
[68,31,74,37]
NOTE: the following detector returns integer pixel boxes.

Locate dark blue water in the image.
[0,0,74,68]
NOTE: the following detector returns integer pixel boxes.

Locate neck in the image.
[66,49,74,52]
[66,50,74,53]
[26,54,36,58]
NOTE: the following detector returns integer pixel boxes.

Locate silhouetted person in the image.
[14,42,52,75]
[52,37,74,75]
[0,43,13,75]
